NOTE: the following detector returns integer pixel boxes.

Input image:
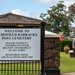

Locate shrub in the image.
[60,40,72,52]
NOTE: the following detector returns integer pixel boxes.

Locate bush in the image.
[60,40,72,52]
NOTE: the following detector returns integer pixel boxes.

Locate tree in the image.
[40,1,74,37]
[68,3,75,21]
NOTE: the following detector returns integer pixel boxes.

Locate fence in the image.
[0,22,46,75]
[0,60,41,74]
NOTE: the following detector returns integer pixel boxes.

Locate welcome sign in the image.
[0,28,41,60]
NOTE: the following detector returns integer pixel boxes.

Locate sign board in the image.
[0,28,41,60]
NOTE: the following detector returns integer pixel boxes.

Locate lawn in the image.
[60,52,75,73]
[0,52,75,75]
[0,74,39,75]
[0,61,41,75]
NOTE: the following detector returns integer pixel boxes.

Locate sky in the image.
[0,0,75,27]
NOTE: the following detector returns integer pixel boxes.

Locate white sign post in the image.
[0,28,41,60]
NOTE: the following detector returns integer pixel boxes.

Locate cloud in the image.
[64,0,75,7]
[12,9,30,17]
[33,0,75,6]
[33,0,51,3]
[11,9,41,19]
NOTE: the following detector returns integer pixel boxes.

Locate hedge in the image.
[60,40,72,52]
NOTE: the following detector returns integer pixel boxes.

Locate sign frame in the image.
[0,28,41,61]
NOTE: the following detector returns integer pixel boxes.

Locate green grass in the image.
[0,62,41,75]
[0,74,39,75]
[60,52,75,73]
[0,52,75,74]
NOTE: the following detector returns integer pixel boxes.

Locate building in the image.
[0,13,60,75]
[0,13,50,27]
[70,27,75,38]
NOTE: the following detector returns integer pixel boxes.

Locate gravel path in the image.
[61,72,75,75]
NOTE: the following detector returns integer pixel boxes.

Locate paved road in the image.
[61,72,75,75]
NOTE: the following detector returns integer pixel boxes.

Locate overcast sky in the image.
[0,0,75,26]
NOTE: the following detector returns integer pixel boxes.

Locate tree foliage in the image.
[40,1,75,37]
[69,3,75,21]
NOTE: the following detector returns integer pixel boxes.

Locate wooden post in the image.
[41,21,46,75]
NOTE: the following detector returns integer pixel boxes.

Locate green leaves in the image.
[40,1,75,37]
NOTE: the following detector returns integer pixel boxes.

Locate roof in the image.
[70,27,75,32]
[45,30,59,37]
[0,13,50,26]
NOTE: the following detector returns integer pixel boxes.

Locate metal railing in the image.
[0,60,41,74]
